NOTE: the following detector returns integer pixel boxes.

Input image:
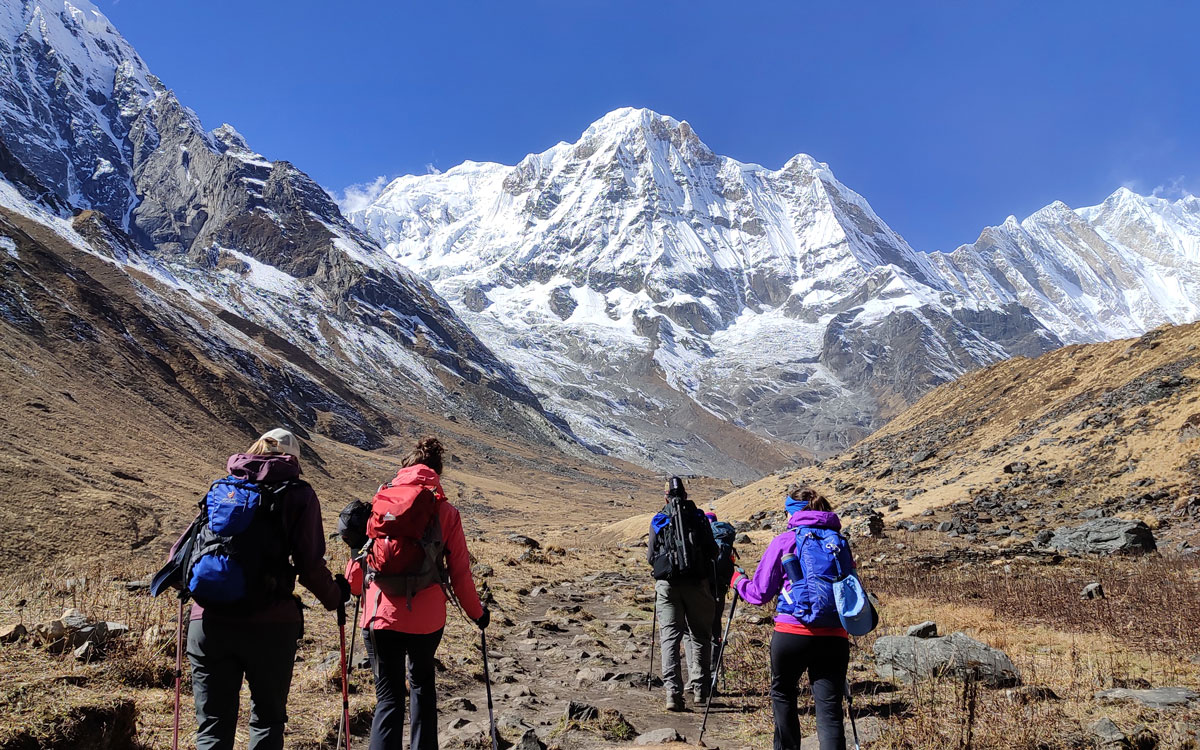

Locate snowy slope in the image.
[352,109,1055,475]
[930,189,1200,344]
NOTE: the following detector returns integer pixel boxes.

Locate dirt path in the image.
[370,561,757,749]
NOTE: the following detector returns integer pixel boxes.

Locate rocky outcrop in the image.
[1048,518,1157,556]
[873,632,1021,688]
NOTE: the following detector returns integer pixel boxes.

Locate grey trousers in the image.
[187,618,302,750]
[656,579,716,699]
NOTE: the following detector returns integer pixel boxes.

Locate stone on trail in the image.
[564,700,599,722]
[906,621,938,638]
[444,696,477,712]
[1049,518,1157,555]
[1081,582,1106,599]
[1095,687,1199,709]
[514,728,546,750]
[873,632,1021,688]
[635,727,684,745]
[575,667,612,684]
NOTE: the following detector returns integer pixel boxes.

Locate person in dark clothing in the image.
[179,428,350,750]
[647,477,720,711]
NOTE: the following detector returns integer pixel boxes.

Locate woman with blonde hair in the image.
[346,436,487,750]
[177,427,350,750]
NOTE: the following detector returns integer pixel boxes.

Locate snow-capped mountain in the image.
[931,189,1200,344]
[0,0,577,452]
[351,108,1058,477]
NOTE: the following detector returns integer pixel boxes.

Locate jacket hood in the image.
[787,510,841,531]
[227,453,301,482]
[392,464,445,497]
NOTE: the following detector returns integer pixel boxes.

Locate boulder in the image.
[564,701,599,722]
[1095,687,1199,710]
[906,621,938,638]
[635,728,684,745]
[1049,518,1156,555]
[507,534,541,549]
[1089,717,1130,750]
[873,632,1020,688]
[1081,582,1105,600]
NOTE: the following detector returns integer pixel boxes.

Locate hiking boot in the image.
[665,694,686,712]
[693,691,709,706]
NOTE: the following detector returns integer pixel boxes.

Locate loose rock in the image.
[906,621,938,638]
[1049,518,1157,555]
[1095,687,1199,709]
[635,727,684,745]
[1081,582,1105,600]
[873,632,1020,688]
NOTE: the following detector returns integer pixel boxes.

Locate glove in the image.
[730,567,746,587]
[334,574,352,606]
[474,606,491,631]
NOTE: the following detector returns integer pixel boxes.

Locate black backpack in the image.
[337,498,372,551]
[650,497,712,582]
[710,520,737,584]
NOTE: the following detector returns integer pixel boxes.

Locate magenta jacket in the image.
[733,510,854,635]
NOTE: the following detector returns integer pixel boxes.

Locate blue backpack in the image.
[778,527,856,628]
[185,477,296,609]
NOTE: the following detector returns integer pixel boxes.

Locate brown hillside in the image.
[714,322,1200,551]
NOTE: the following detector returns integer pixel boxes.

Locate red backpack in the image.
[363,482,452,609]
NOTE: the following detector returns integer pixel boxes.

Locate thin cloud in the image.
[333,176,390,215]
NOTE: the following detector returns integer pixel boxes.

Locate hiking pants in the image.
[686,586,727,682]
[655,579,715,699]
[363,627,444,750]
[187,619,302,750]
[770,631,849,750]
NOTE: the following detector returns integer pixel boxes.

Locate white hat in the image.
[260,428,301,457]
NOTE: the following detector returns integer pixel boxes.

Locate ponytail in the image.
[402,436,445,475]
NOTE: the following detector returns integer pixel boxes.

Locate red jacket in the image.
[346,465,484,633]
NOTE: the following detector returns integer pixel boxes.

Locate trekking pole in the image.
[698,591,739,745]
[346,594,362,669]
[336,603,351,750]
[171,593,185,750]
[480,630,500,750]
[647,597,657,691]
[845,677,861,750]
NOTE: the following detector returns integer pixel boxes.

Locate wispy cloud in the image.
[1151,175,1192,200]
[332,176,390,215]
[425,163,442,175]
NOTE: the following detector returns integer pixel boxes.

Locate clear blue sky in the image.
[100,0,1198,252]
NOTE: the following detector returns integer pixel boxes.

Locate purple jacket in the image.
[733,510,854,632]
[176,453,343,622]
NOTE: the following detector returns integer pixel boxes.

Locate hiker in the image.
[647,476,720,711]
[697,512,737,678]
[180,428,351,750]
[345,436,488,750]
[731,486,855,750]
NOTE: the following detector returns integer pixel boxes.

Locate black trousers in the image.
[187,619,302,750]
[364,628,444,750]
[769,631,850,750]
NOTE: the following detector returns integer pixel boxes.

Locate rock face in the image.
[0,0,577,454]
[873,632,1021,688]
[1049,519,1158,556]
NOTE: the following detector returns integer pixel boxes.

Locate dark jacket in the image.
[176,453,343,622]
[647,498,719,583]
